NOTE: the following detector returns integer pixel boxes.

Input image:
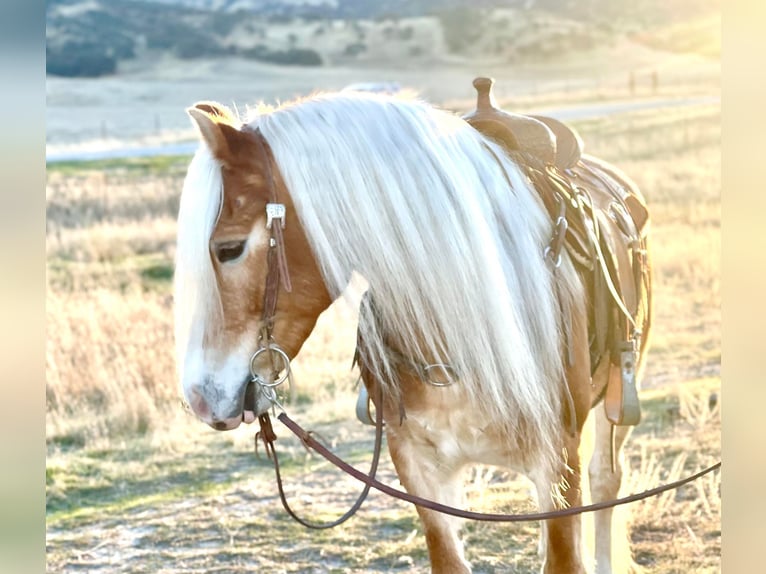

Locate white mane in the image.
[247,92,583,467]
[174,146,224,385]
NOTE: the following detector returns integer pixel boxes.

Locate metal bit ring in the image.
[250,345,291,388]
[423,363,457,387]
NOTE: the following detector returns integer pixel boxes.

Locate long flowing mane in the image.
[247,92,583,467]
[174,146,224,385]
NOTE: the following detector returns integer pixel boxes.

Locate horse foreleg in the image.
[385,421,471,574]
[589,373,636,574]
[533,432,588,574]
[533,299,593,573]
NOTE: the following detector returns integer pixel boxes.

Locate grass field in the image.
[46,93,720,572]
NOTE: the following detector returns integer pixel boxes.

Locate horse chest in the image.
[395,402,525,471]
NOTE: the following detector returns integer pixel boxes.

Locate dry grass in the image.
[625,380,721,572]
[46,380,720,573]
[46,289,176,445]
[46,91,719,572]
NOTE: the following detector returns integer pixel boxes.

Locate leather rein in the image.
[266,411,720,524]
[246,128,721,529]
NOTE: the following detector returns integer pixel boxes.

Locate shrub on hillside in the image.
[437,7,486,52]
[344,42,367,57]
[241,46,322,66]
[46,42,117,78]
[173,36,228,59]
[210,11,244,36]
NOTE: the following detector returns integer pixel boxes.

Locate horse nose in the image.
[186,387,241,430]
[187,388,212,420]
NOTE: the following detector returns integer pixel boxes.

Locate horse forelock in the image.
[252,92,584,468]
[174,146,224,384]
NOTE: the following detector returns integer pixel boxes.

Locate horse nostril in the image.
[213,421,228,431]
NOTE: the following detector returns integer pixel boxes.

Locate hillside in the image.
[118,0,719,25]
[46,0,720,78]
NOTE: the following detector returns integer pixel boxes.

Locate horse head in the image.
[175,102,330,430]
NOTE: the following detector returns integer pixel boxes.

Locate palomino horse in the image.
[175,89,651,573]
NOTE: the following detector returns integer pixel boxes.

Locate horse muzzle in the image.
[186,376,272,431]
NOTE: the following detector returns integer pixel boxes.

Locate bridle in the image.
[246,127,383,528]
[242,128,721,528]
[246,129,293,408]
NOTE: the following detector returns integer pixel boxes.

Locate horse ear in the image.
[191,101,237,121]
[187,102,245,164]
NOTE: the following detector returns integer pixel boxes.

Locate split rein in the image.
[256,406,720,528]
[246,127,720,529]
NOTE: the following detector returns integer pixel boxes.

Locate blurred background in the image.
[46,1,721,572]
[46,0,720,156]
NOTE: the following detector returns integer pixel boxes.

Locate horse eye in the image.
[214,240,247,263]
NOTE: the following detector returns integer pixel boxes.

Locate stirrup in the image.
[355,384,376,426]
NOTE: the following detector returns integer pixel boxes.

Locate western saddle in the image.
[463,77,584,170]
[463,77,651,428]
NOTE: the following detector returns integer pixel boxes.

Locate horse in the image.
[174,89,652,573]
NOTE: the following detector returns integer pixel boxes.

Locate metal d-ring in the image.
[259,384,286,411]
[250,345,291,388]
[543,245,562,268]
[423,363,457,387]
